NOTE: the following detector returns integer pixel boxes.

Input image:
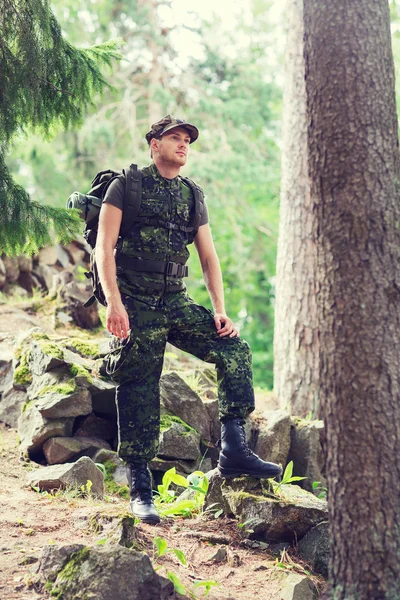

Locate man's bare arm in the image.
[96,203,130,339]
[194,224,238,338]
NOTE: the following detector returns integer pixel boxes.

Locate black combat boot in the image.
[126,463,160,524]
[218,418,282,479]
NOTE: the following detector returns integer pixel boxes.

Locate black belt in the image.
[117,255,188,278]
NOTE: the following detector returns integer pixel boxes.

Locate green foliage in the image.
[99,460,130,499]
[1,0,121,255]
[312,480,327,500]
[269,461,307,497]
[13,350,32,386]
[155,468,209,517]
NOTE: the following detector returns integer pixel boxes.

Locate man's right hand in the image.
[106,300,130,339]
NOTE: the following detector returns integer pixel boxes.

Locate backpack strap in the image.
[120,164,142,237]
[180,176,204,235]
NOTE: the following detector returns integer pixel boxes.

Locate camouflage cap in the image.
[145,115,199,145]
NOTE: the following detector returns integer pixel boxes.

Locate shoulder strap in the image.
[120,164,142,237]
[180,176,204,233]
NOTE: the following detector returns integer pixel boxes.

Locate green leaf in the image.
[155,536,168,558]
[162,468,176,492]
[160,500,196,516]
[95,538,107,545]
[214,509,224,518]
[167,571,186,595]
[312,481,321,490]
[170,473,189,488]
[172,548,188,566]
[287,476,307,482]
[282,461,293,483]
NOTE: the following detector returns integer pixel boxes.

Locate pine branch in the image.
[0,152,83,256]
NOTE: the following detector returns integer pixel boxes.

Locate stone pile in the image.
[0,240,100,329]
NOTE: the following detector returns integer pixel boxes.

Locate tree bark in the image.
[274,0,319,417]
[304,1,400,598]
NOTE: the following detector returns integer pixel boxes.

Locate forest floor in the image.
[0,301,325,600]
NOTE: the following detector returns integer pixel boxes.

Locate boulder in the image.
[29,341,66,376]
[287,419,326,494]
[27,456,104,497]
[38,245,71,268]
[18,405,74,454]
[276,571,319,600]
[39,544,180,600]
[0,383,27,427]
[59,280,101,329]
[203,398,221,444]
[74,413,117,440]
[253,410,291,467]
[2,256,20,282]
[0,257,6,289]
[297,521,330,578]
[159,421,201,461]
[150,456,204,476]
[43,436,111,465]
[33,387,92,419]
[33,263,57,292]
[204,471,328,543]
[160,372,211,440]
[89,377,117,417]
[18,256,33,272]
[88,513,137,547]
[0,349,14,395]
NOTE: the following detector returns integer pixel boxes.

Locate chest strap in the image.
[116,255,189,278]
[134,216,194,233]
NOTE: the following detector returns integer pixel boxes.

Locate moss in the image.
[69,363,93,384]
[22,400,34,413]
[13,350,32,386]
[227,490,266,503]
[160,414,196,434]
[66,338,100,358]
[102,460,129,500]
[47,547,91,598]
[39,382,76,396]
[38,341,64,361]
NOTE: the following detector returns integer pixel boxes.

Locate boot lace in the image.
[237,420,254,458]
[130,465,154,503]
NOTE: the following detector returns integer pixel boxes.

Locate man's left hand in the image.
[214,313,240,338]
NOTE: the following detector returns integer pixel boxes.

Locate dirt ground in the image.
[0,425,326,600]
[0,301,324,599]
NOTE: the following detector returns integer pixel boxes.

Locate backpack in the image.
[66,163,204,307]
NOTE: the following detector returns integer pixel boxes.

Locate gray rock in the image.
[90,449,127,485]
[0,257,6,289]
[287,419,326,494]
[39,544,181,600]
[89,377,117,417]
[29,341,66,376]
[43,436,111,465]
[38,245,71,268]
[27,368,66,400]
[150,456,204,475]
[297,521,330,578]
[89,514,137,547]
[159,421,201,461]
[27,456,104,497]
[279,572,319,600]
[75,413,117,440]
[253,410,291,467]
[18,256,33,273]
[18,405,74,453]
[205,471,328,543]
[32,263,57,292]
[160,372,211,440]
[59,280,101,330]
[0,383,27,427]
[3,256,20,282]
[203,398,221,444]
[34,387,92,419]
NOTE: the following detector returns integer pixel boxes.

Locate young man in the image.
[96,115,282,524]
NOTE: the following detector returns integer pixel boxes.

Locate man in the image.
[96,115,282,524]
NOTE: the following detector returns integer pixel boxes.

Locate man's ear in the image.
[150,138,159,157]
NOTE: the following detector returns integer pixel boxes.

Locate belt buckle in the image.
[166,262,179,277]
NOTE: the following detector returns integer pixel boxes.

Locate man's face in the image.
[153,127,191,167]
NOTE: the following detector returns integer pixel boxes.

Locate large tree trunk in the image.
[304,1,400,597]
[274,0,319,417]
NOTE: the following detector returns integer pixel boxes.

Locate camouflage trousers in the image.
[105,289,255,464]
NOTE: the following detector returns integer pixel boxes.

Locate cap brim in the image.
[161,122,199,143]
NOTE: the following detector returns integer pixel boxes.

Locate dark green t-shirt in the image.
[103,164,209,227]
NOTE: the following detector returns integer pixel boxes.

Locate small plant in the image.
[312,481,328,499]
[269,460,307,497]
[237,517,258,534]
[155,468,209,517]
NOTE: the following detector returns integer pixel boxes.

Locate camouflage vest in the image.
[116,163,197,295]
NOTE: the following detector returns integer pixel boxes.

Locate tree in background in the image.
[0,0,120,255]
[304,0,400,596]
[274,0,318,417]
